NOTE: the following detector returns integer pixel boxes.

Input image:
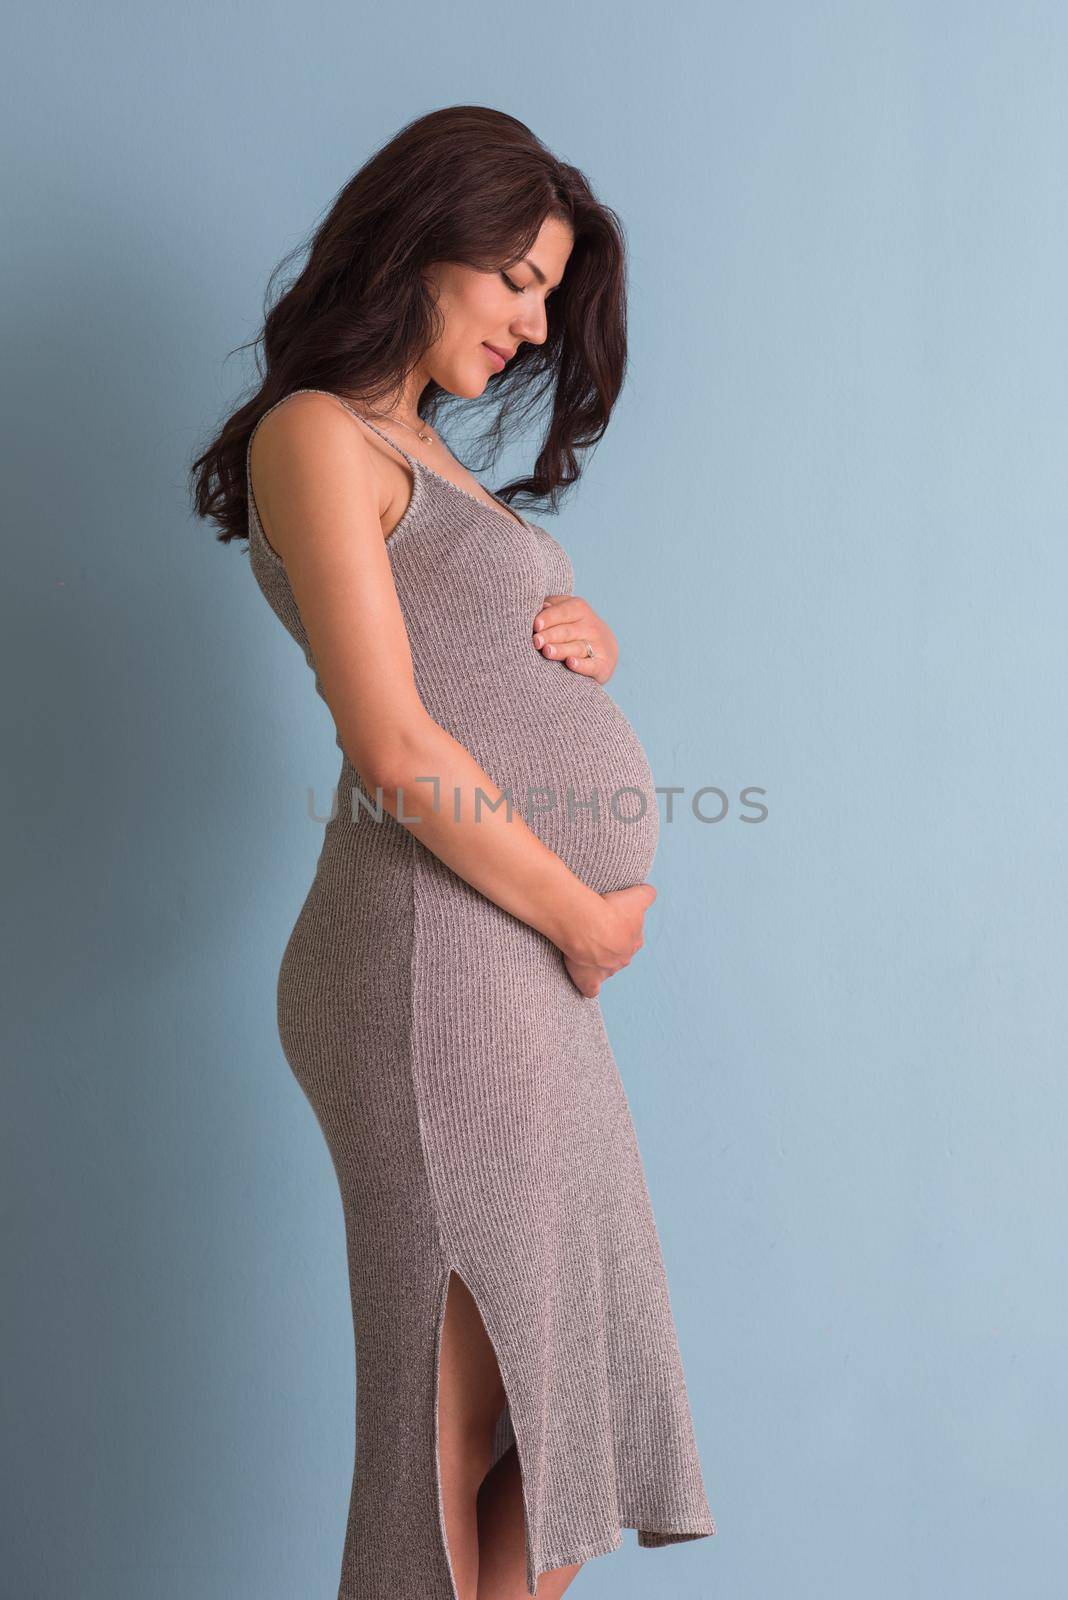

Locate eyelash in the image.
[500,271,556,301]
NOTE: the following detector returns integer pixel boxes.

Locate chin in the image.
[432,369,480,400]
[459,377,491,399]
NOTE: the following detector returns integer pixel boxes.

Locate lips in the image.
[483,343,510,370]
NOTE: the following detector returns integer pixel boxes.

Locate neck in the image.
[341,367,429,432]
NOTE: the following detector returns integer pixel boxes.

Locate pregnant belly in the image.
[421,658,661,896]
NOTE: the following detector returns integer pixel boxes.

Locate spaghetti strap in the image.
[287,387,423,474]
[255,387,538,536]
[245,388,422,563]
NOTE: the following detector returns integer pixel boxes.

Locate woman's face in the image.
[421,215,575,397]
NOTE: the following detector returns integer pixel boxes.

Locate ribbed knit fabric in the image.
[245,388,717,1598]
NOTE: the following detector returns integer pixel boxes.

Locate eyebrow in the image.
[523,257,562,292]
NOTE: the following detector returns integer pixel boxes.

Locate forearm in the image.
[353,715,606,958]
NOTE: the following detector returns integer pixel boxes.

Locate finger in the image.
[537,631,599,659]
[561,652,602,676]
[533,598,587,635]
[532,618,593,650]
[566,963,602,997]
[553,638,600,668]
[563,650,608,683]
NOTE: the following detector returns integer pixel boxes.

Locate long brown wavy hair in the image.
[189,104,629,547]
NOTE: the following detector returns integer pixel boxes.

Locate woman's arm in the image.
[249,391,645,977]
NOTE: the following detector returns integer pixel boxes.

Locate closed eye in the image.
[500,270,558,299]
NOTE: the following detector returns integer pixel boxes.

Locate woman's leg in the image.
[438,1271,506,1599]
[476,1447,583,1598]
[437,1270,583,1599]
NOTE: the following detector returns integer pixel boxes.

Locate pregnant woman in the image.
[192,105,715,1599]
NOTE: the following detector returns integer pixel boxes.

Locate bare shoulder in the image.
[249,390,386,560]
[250,388,377,480]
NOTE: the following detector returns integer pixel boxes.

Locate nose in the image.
[510,298,550,346]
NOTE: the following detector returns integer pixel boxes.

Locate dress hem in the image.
[336,1517,717,1600]
[531,1516,718,1595]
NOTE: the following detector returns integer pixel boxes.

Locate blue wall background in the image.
[4,2,1066,1596]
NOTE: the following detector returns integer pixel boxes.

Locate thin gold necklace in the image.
[363,408,434,445]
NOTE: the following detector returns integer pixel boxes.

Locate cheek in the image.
[435,276,507,362]
[464,280,508,335]
[457,315,494,362]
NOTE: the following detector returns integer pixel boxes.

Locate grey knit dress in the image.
[245,388,716,1598]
